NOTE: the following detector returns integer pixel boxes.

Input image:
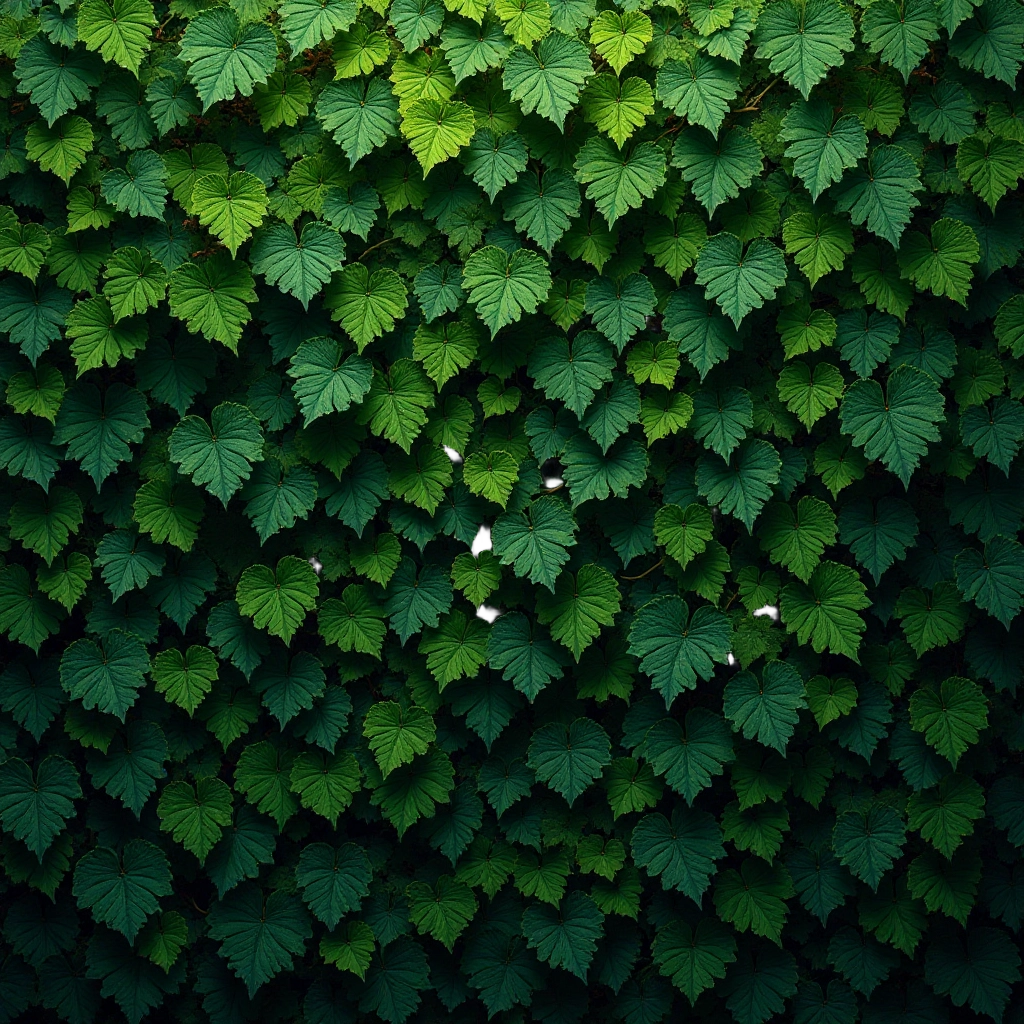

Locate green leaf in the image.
[364,702,437,777]
[780,98,867,201]
[296,842,371,928]
[753,0,855,98]
[654,503,713,569]
[95,528,165,601]
[909,676,988,766]
[723,661,808,752]
[631,806,725,900]
[759,496,837,582]
[522,890,603,979]
[653,919,736,1005]
[861,0,940,81]
[907,773,984,858]
[955,133,1024,212]
[77,0,154,75]
[316,78,399,168]
[407,876,477,949]
[713,857,795,943]
[319,584,386,657]
[487,611,568,700]
[502,34,592,129]
[527,717,611,805]
[948,0,1024,85]
[60,629,149,720]
[441,17,511,84]
[151,645,218,715]
[402,98,476,175]
[324,263,409,352]
[528,330,615,418]
[280,0,357,53]
[830,145,921,249]
[583,74,654,148]
[696,438,782,530]
[574,137,666,226]
[628,596,731,706]
[897,218,978,304]
[503,169,580,252]
[955,536,1024,628]
[384,558,452,642]
[461,129,529,200]
[14,37,101,126]
[896,581,969,656]
[191,172,267,257]
[320,920,375,980]
[290,750,360,823]
[236,556,319,645]
[839,364,944,487]
[838,497,918,583]
[695,233,787,328]
[179,8,277,110]
[358,360,434,452]
[776,361,844,430]
[157,777,233,863]
[0,756,80,858]
[656,54,740,135]
[168,254,256,350]
[463,245,551,335]
[169,402,263,506]
[780,560,869,660]
[73,839,171,941]
[672,126,762,216]
[286,338,371,426]
[207,885,312,997]
[833,803,906,891]
[589,9,651,74]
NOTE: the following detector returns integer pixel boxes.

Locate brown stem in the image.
[732,77,780,113]
[620,558,664,581]
[357,237,396,261]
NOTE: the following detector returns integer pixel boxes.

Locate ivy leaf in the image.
[780,98,867,201]
[655,54,740,135]
[280,0,357,53]
[839,364,944,487]
[955,537,1024,628]
[295,843,371,929]
[157,778,233,863]
[861,0,941,81]
[752,0,855,99]
[780,561,869,660]
[895,582,969,656]
[653,919,736,1005]
[503,169,581,253]
[364,702,437,777]
[290,752,361,823]
[461,129,529,200]
[316,78,399,168]
[960,397,1024,474]
[830,145,921,249]
[14,38,102,126]
[384,558,452,642]
[207,885,312,997]
[502,34,592,129]
[407,876,477,950]
[179,8,277,110]
[833,805,906,890]
[628,596,731,706]
[672,127,762,216]
[589,9,651,74]
[402,98,476,175]
[948,0,1024,85]
[696,438,782,530]
[324,263,408,353]
[632,806,725,901]
[169,402,264,506]
[77,0,155,76]
[897,218,979,304]
[522,891,603,979]
[528,718,611,805]
[907,774,984,858]
[463,245,551,335]
[838,497,919,583]
[909,676,988,766]
[695,233,787,328]
[583,74,654,148]
[759,496,837,582]
[151,645,218,715]
[167,254,256,350]
[60,629,149,720]
[236,557,319,646]
[955,134,1024,212]
[723,661,807,752]
[487,612,568,700]
[73,839,172,941]
[0,756,80,858]
[575,137,666,226]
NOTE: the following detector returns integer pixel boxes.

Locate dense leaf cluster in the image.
[1,0,1024,1020]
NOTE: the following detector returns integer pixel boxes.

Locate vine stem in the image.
[620,558,664,581]
[733,77,780,113]
[357,237,396,261]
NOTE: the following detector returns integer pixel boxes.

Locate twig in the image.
[620,558,664,581]
[357,237,396,261]
[732,77,780,114]
[190,897,209,916]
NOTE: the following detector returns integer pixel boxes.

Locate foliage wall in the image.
[1,0,1024,1020]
